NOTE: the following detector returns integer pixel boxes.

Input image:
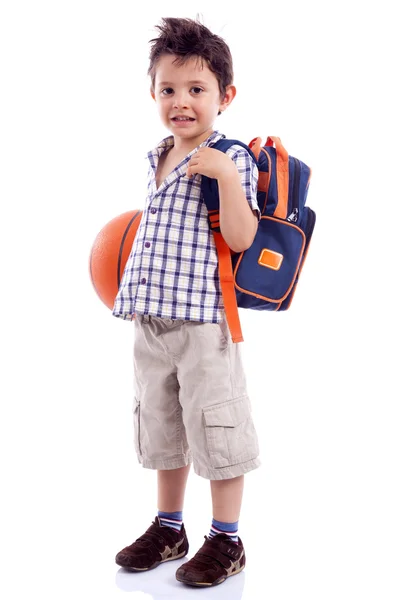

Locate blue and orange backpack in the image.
[201,135,316,343]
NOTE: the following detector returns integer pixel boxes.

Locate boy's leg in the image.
[176,473,247,586]
[174,316,257,586]
[210,474,244,522]
[132,315,191,470]
[115,316,193,571]
[115,464,191,571]
[158,464,191,512]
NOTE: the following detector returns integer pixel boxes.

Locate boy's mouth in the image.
[171,117,195,122]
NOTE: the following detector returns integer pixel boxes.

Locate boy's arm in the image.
[218,167,258,253]
[187,145,260,252]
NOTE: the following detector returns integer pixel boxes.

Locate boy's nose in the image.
[173,92,189,109]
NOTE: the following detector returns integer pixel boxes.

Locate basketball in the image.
[89,210,142,310]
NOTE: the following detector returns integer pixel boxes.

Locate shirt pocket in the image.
[202,395,259,469]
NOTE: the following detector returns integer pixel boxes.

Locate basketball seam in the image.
[117,212,141,288]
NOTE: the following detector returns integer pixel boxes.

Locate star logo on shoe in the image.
[172,537,185,556]
[160,545,172,560]
[161,537,185,560]
[225,558,240,576]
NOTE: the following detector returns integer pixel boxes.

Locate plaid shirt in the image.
[112,130,260,323]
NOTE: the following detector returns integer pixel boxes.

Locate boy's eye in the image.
[160,87,203,95]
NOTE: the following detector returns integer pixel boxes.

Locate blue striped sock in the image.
[158,510,183,532]
[209,518,239,543]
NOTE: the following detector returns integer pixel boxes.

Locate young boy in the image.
[112,17,261,588]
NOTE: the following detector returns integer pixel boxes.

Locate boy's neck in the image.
[171,129,215,155]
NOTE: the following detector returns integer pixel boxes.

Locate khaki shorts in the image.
[132,313,260,480]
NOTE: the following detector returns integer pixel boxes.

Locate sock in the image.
[158,510,183,532]
[209,518,239,543]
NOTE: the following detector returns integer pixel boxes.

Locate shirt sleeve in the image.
[224,144,261,221]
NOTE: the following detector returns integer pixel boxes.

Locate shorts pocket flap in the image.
[203,395,250,428]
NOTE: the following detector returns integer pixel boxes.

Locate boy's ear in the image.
[150,88,155,101]
[219,84,236,113]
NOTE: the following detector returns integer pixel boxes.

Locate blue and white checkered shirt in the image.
[112,130,260,323]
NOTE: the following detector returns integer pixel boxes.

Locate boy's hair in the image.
[148,17,233,107]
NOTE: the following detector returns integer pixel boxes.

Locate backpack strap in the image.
[201,138,257,224]
[201,139,257,343]
[266,136,289,219]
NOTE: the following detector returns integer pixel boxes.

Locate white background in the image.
[1,1,399,599]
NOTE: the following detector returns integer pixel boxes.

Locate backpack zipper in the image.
[287,158,300,223]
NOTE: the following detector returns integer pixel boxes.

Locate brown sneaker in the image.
[175,533,245,587]
[115,517,189,571]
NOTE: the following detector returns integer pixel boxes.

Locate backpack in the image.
[201,136,316,343]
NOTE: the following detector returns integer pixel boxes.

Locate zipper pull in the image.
[287,208,299,223]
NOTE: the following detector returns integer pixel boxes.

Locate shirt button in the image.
[141,278,146,284]
[145,242,150,248]
[151,208,157,214]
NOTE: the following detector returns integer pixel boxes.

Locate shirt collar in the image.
[146,130,226,162]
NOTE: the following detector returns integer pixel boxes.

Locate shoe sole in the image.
[116,549,188,572]
[176,562,245,587]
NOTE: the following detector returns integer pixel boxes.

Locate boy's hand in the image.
[186,148,236,180]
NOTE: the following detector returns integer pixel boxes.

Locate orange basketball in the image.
[89,210,142,310]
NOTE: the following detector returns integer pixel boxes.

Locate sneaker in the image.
[115,516,189,571]
[175,533,245,587]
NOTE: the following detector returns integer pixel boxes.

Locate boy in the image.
[112,17,261,588]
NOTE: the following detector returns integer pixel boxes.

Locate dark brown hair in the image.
[148,17,234,105]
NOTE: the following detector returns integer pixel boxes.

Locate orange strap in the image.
[213,231,243,343]
[248,136,263,160]
[266,136,289,219]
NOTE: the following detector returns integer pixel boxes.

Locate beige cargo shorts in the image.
[131,313,260,480]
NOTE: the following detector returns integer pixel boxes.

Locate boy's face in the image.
[151,54,235,148]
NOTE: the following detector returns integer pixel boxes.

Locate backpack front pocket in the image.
[234,216,306,306]
[202,395,259,469]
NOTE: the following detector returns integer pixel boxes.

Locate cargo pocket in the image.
[203,395,259,469]
[132,397,142,457]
